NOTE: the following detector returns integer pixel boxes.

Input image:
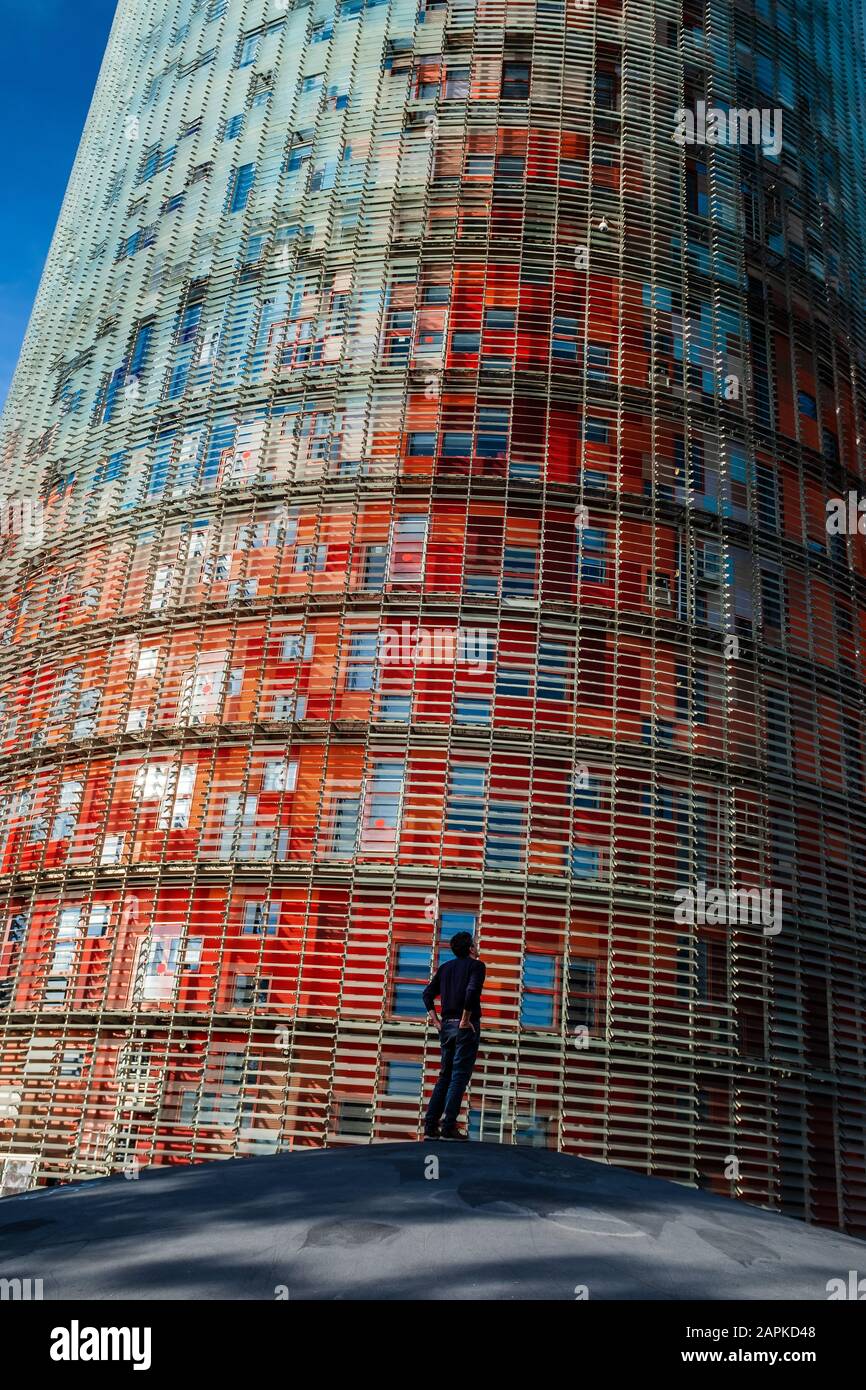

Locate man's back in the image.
[422,931,485,1139]
[424,953,486,1023]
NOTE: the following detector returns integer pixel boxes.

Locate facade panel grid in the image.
[0,0,864,1232]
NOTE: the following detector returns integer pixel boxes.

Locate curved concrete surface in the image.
[0,1144,862,1300]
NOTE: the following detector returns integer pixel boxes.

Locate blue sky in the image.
[0,0,118,407]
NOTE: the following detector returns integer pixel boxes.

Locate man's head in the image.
[450,931,476,959]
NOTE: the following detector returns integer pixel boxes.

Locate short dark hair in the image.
[450,931,474,958]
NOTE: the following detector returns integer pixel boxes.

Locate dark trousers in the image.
[424,1019,480,1131]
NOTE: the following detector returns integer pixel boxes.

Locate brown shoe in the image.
[438,1127,469,1142]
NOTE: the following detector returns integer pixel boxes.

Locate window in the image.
[379,694,411,722]
[46,914,79,1004]
[243,901,280,936]
[281,633,315,661]
[567,959,597,1029]
[310,160,337,192]
[587,342,611,381]
[538,642,569,700]
[72,688,100,740]
[223,113,244,140]
[135,764,169,801]
[675,663,709,725]
[444,67,470,99]
[594,69,618,110]
[285,144,312,174]
[182,937,203,974]
[686,158,708,216]
[495,154,525,182]
[797,391,817,420]
[346,631,377,691]
[54,908,81,965]
[60,1049,84,1078]
[521,954,557,1027]
[455,698,491,725]
[485,308,515,331]
[390,514,426,582]
[385,1061,423,1096]
[438,912,476,963]
[363,761,404,841]
[405,428,433,455]
[149,565,174,612]
[571,845,601,878]
[476,408,508,459]
[577,528,607,583]
[496,667,531,698]
[237,33,259,67]
[552,315,578,361]
[648,570,672,606]
[466,154,494,177]
[227,578,258,601]
[157,766,196,830]
[393,945,430,1017]
[137,145,161,182]
[583,418,609,444]
[446,765,486,833]
[329,796,360,854]
[87,905,110,938]
[228,164,255,213]
[233,974,269,1008]
[502,546,537,596]
[51,781,81,841]
[502,63,530,100]
[572,775,599,809]
[761,569,784,630]
[822,427,839,463]
[294,544,327,573]
[362,543,388,588]
[336,1100,372,1136]
[452,331,480,354]
[485,802,524,867]
[262,759,298,793]
[696,938,726,1003]
[423,285,450,305]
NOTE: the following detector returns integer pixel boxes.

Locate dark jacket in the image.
[423,956,486,1024]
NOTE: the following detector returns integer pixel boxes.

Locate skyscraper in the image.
[1,0,864,1234]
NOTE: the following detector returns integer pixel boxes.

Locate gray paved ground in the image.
[0,1143,863,1300]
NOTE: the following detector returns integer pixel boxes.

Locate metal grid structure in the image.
[0,0,865,1233]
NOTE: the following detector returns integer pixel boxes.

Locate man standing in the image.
[422,930,486,1141]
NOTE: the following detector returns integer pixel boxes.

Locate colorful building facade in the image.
[1,0,865,1232]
